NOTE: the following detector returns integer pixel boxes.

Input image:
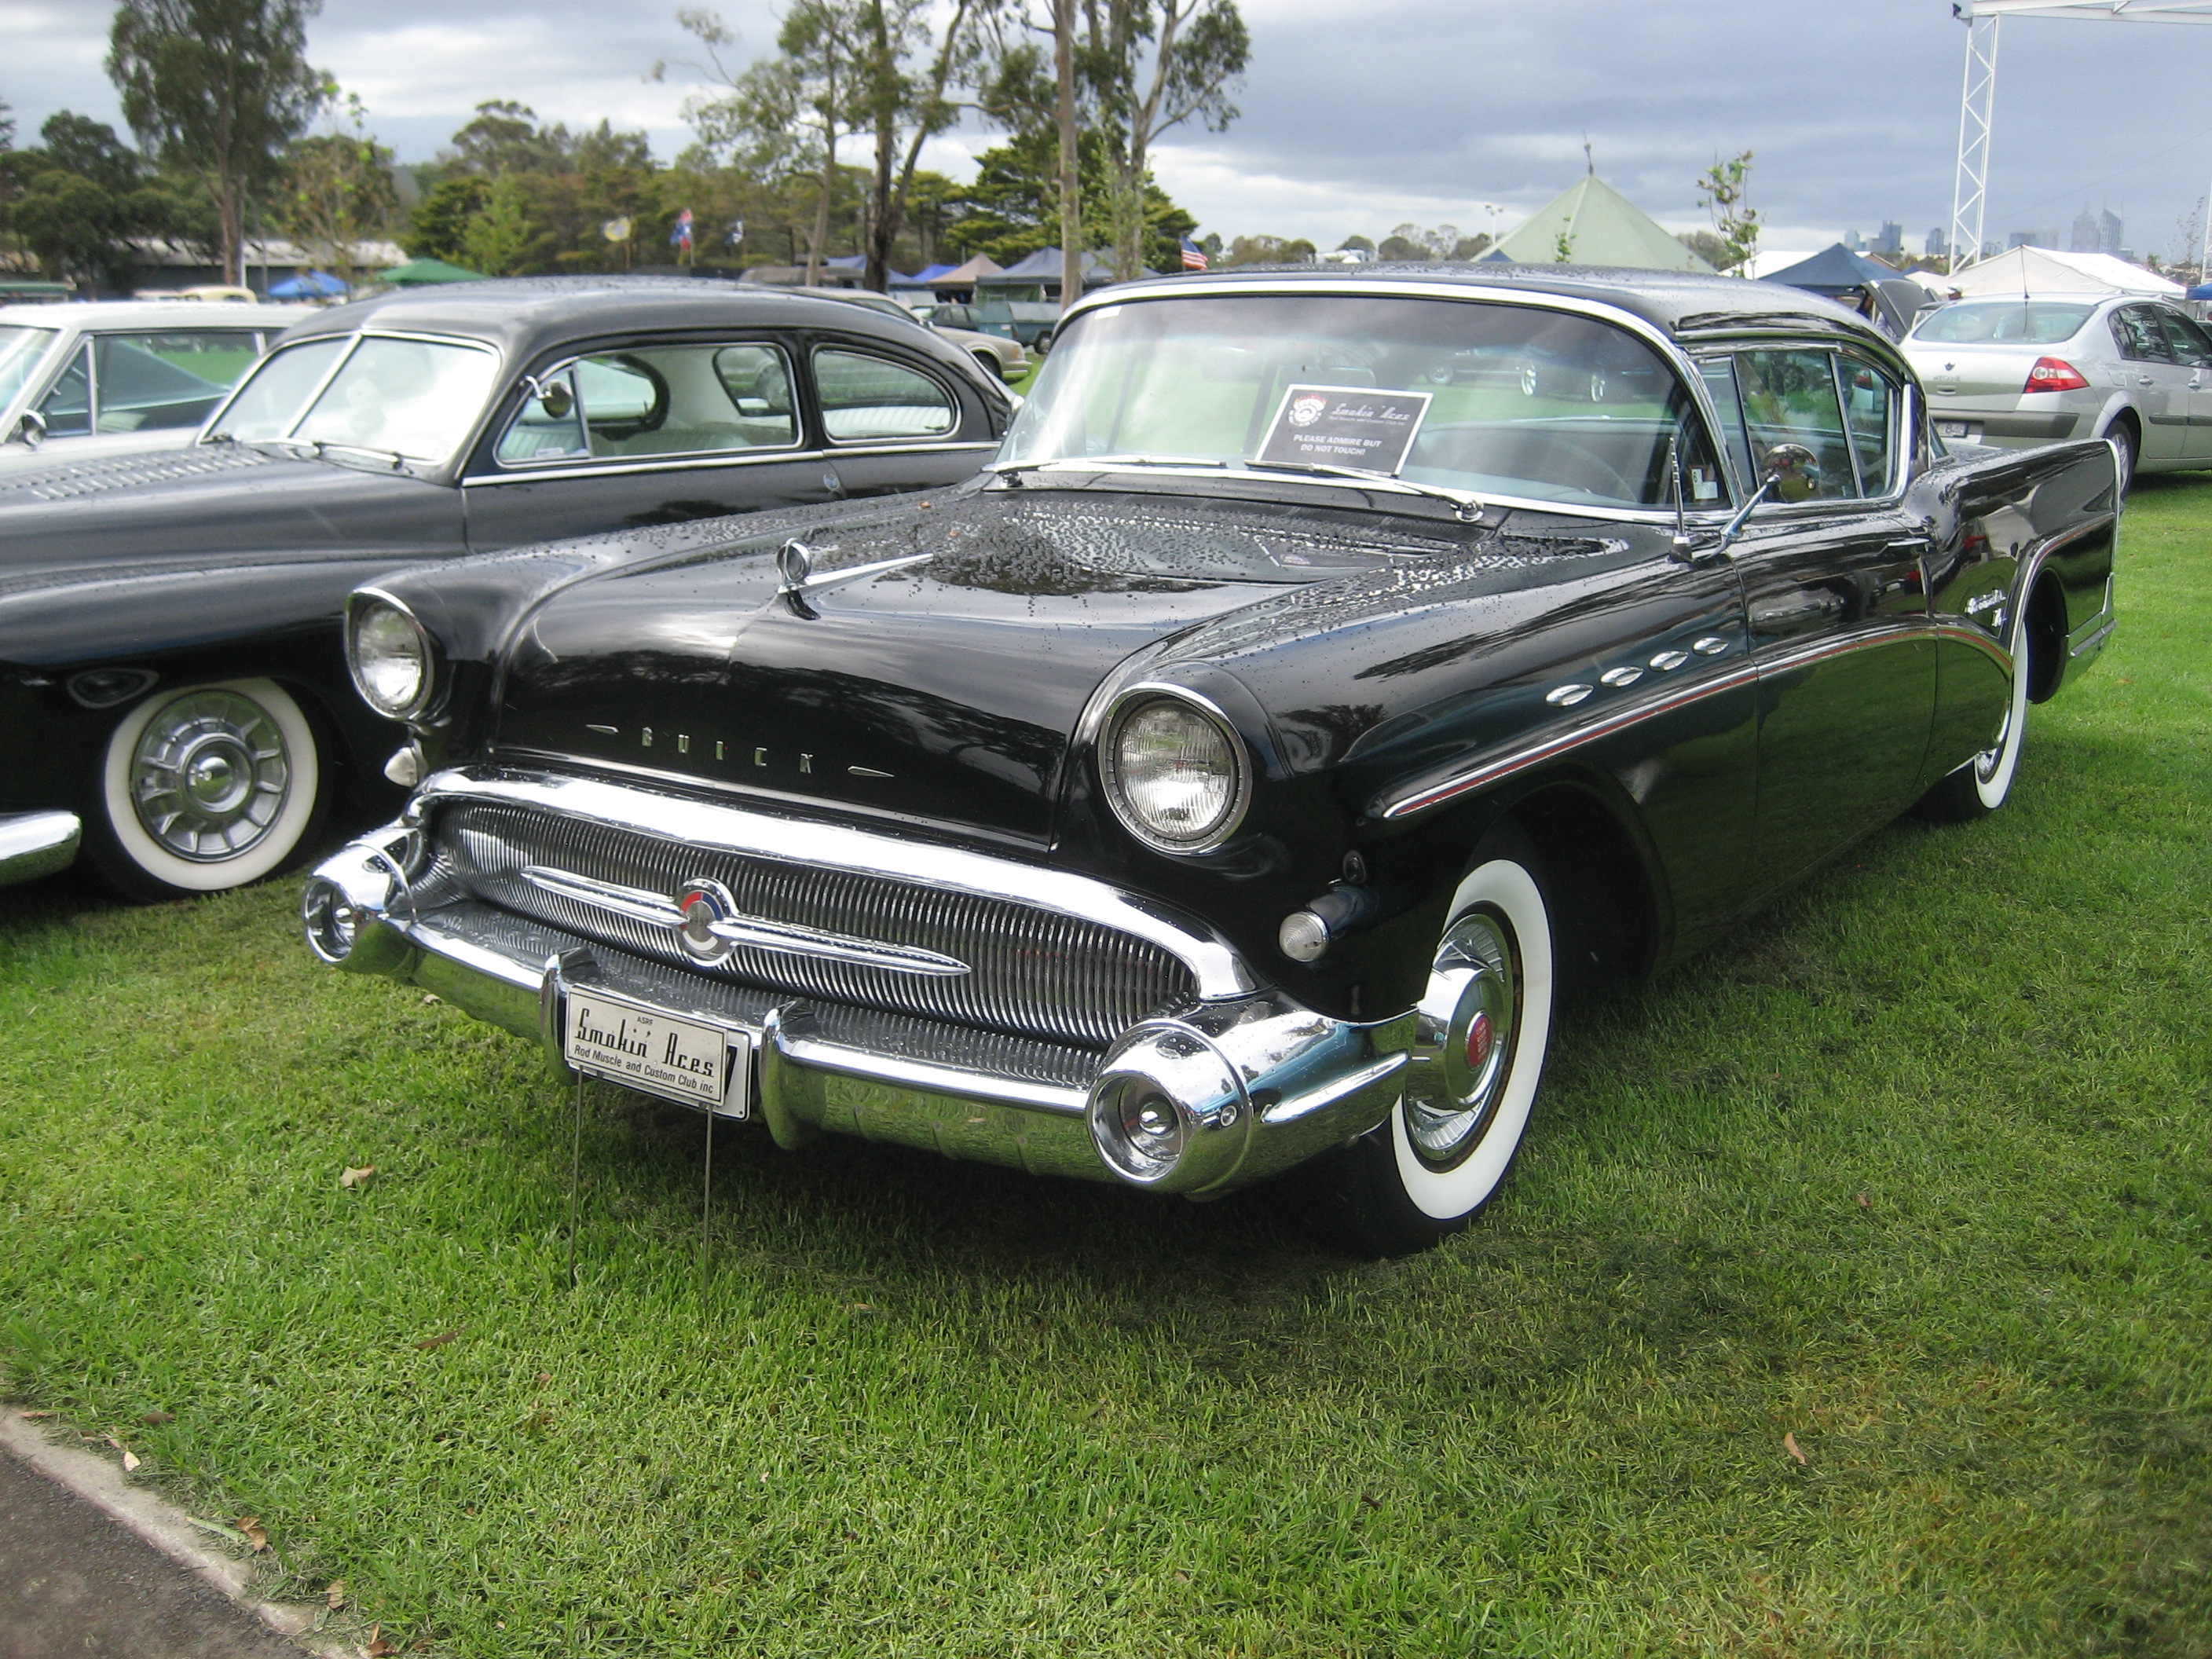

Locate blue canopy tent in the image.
[267,270,348,299]
[1764,244,1930,339]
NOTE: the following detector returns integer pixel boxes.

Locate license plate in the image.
[1936,420,1978,440]
[562,985,749,1117]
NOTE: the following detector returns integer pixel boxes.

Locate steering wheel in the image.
[1535,438,1638,500]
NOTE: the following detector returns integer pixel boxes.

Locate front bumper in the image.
[0,811,79,888]
[304,826,1409,1196]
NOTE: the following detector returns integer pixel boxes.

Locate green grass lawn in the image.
[2,478,2208,1657]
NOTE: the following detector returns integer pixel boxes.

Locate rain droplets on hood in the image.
[0,442,276,504]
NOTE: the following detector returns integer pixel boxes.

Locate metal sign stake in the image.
[701,1092,716,1290]
[568,1071,586,1291]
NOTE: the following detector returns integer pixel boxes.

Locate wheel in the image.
[1587,371,1608,403]
[1518,363,1539,397]
[1914,591,2030,822]
[1031,330,1053,356]
[1300,831,1556,1256]
[2104,418,2137,494]
[82,676,328,900]
[971,349,1007,382]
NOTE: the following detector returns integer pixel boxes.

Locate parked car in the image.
[0,276,1012,900]
[1900,292,2211,489]
[927,300,1057,356]
[302,266,2119,1255]
[796,287,1029,382]
[0,300,313,472]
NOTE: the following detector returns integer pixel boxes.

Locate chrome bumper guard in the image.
[0,811,80,888]
[304,824,1408,1197]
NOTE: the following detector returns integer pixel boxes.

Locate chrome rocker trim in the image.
[0,811,80,888]
[306,807,1405,1197]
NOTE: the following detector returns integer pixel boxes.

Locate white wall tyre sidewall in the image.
[1972,604,2031,812]
[101,677,320,893]
[1389,857,1554,1221]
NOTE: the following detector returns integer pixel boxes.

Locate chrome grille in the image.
[434,801,1193,1046]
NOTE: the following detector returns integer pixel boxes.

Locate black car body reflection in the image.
[0,276,1011,897]
[305,266,2121,1254]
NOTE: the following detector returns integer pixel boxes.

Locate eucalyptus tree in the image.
[107,0,329,285]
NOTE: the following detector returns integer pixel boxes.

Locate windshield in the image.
[1000,293,1708,510]
[1911,301,2094,346]
[208,338,346,441]
[0,326,57,408]
[289,335,500,461]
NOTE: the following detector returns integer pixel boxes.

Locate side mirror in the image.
[9,408,46,451]
[1762,441,1821,504]
[1713,441,1824,555]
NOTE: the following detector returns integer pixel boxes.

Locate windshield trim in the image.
[1013,280,1745,526]
[0,324,64,420]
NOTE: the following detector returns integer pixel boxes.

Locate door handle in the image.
[2139,373,2156,387]
[1749,591,1847,632]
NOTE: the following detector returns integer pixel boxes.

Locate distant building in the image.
[1873,222,1904,257]
[1842,229,1863,252]
[2008,227,2059,251]
[1925,226,1949,258]
[2073,207,2126,256]
[2101,209,2125,257]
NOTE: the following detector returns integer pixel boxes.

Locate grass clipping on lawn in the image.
[2,478,2208,1658]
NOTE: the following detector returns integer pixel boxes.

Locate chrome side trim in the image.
[1376,622,1944,822]
[0,811,79,887]
[469,440,997,488]
[2070,614,2117,658]
[416,767,1258,998]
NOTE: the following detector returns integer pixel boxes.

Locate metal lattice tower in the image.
[1949,1,2212,273]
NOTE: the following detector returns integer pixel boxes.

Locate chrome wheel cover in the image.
[129,690,293,861]
[1403,907,1521,1166]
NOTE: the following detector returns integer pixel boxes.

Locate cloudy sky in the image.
[6,0,2212,260]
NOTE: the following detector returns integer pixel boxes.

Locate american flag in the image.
[670,208,694,251]
[1181,236,1208,271]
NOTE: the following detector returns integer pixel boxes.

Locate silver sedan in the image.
[1903,294,2212,489]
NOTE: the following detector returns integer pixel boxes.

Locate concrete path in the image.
[0,1419,332,1659]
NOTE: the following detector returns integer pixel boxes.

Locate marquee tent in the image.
[1949,246,2180,298]
[1487,176,1712,272]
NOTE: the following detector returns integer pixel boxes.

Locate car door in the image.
[1705,346,1936,899]
[2108,304,2192,463]
[461,336,841,551]
[2151,306,2212,460]
[805,341,1000,498]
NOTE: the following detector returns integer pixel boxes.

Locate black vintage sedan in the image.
[301,266,2119,1254]
[0,276,1010,899]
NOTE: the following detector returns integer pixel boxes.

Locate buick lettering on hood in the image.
[302,266,2121,1254]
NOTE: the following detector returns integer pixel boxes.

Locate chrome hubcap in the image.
[1404,908,1519,1165]
[130,690,291,860]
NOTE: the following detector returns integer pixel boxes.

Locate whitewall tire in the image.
[87,677,326,899]
[1916,598,2030,823]
[1304,833,1556,1255]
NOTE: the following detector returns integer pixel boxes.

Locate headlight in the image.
[1101,691,1251,853]
[347,592,434,720]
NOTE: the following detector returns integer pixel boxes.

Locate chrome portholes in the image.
[1600,665,1644,687]
[1546,683,1593,707]
[1650,650,1690,671]
[1402,907,1521,1167]
[1692,635,1731,656]
[128,689,292,861]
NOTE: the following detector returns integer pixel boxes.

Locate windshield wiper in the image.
[1243,459,1485,522]
[991,453,1229,478]
[236,434,412,473]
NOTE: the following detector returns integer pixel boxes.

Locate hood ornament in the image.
[778,537,935,617]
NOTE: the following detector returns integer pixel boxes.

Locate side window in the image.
[1838,357,1900,496]
[508,342,799,463]
[813,348,957,442]
[36,342,93,438]
[2110,306,2174,364]
[2155,308,2212,369]
[1697,357,1756,493]
[92,331,255,432]
[1731,349,1859,503]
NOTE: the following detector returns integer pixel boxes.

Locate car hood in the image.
[494,485,1497,844]
[0,443,457,591]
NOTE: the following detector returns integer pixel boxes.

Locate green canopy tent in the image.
[378,258,489,287]
[1487,176,1713,272]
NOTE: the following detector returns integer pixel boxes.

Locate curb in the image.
[0,1409,354,1658]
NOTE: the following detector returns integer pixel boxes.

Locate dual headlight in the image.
[1101,690,1251,854]
[346,592,437,721]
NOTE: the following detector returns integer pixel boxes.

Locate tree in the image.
[1675,228,1730,270]
[0,112,200,293]
[278,93,396,291]
[943,125,1192,269]
[1694,150,1760,275]
[108,0,330,286]
[1218,233,1313,267]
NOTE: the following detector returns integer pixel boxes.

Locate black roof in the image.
[273,275,954,364]
[1101,262,1886,345]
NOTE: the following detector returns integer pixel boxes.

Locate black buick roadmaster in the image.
[301,266,2118,1253]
